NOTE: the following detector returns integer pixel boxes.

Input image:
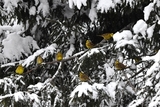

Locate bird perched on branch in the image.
[85,40,96,49]
[114,60,127,70]
[36,56,43,64]
[98,33,114,40]
[85,31,114,49]
[79,71,90,82]
[85,33,114,49]
[86,26,114,41]
[15,64,24,74]
[56,51,63,61]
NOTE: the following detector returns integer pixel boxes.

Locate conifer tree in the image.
[0,0,160,107]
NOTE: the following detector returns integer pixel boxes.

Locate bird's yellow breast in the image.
[37,56,43,64]
[15,65,24,74]
[86,40,95,49]
[56,52,63,61]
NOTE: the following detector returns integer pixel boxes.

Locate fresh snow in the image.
[65,34,75,58]
[2,33,39,61]
[147,24,155,39]
[126,0,134,7]
[133,19,147,37]
[70,82,117,104]
[79,48,101,60]
[142,50,160,63]
[144,3,154,21]
[28,82,44,91]
[113,30,133,41]
[89,0,97,22]
[113,30,139,50]
[142,50,160,76]
[0,0,159,107]
[37,0,49,17]
[104,63,115,80]
[70,82,104,100]
[97,0,114,13]
[3,0,20,13]
[105,82,117,99]
[23,44,57,67]
[146,62,159,76]
[27,93,41,105]
[14,92,24,102]
[128,98,144,107]
[29,6,36,16]
[149,89,160,107]
[68,0,87,9]
[145,78,153,87]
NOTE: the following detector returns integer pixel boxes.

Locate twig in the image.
[0,94,14,100]
[123,61,154,81]
[40,62,63,91]
[122,70,137,93]
[51,62,62,81]
[24,50,88,75]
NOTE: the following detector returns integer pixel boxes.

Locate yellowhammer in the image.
[85,40,96,49]
[15,64,24,75]
[114,60,127,70]
[98,33,114,40]
[79,71,90,82]
[56,51,63,61]
[134,57,142,63]
[36,56,43,64]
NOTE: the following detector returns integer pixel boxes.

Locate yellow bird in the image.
[85,40,96,49]
[56,51,63,61]
[15,64,24,75]
[36,56,43,64]
[134,57,142,63]
[98,33,114,40]
[79,71,90,82]
[114,60,127,70]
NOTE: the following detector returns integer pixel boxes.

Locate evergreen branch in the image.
[51,62,62,81]
[24,50,88,75]
[123,61,154,81]
[0,94,14,100]
[40,62,63,92]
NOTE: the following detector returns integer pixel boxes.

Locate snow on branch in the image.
[3,0,21,13]
[149,88,160,107]
[142,50,160,76]
[128,98,144,107]
[133,19,147,37]
[0,93,14,100]
[79,48,102,60]
[2,33,39,62]
[23,43,57,67]
[69,82,102,104]
[142,50,160,63]
[68,0,87,9]
[89,0,97,22]
[113,30,140,50]
[144,3,154,21]
[69,82,117,105]
[37,0,49,17]
[97,0,115,13]
[14,92,25,102]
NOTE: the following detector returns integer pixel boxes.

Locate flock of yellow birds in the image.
[15,51,63,75]
[78,60,127,82]
[83,32,130,82]
[85,33,114,49]
[15,32,131,82]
